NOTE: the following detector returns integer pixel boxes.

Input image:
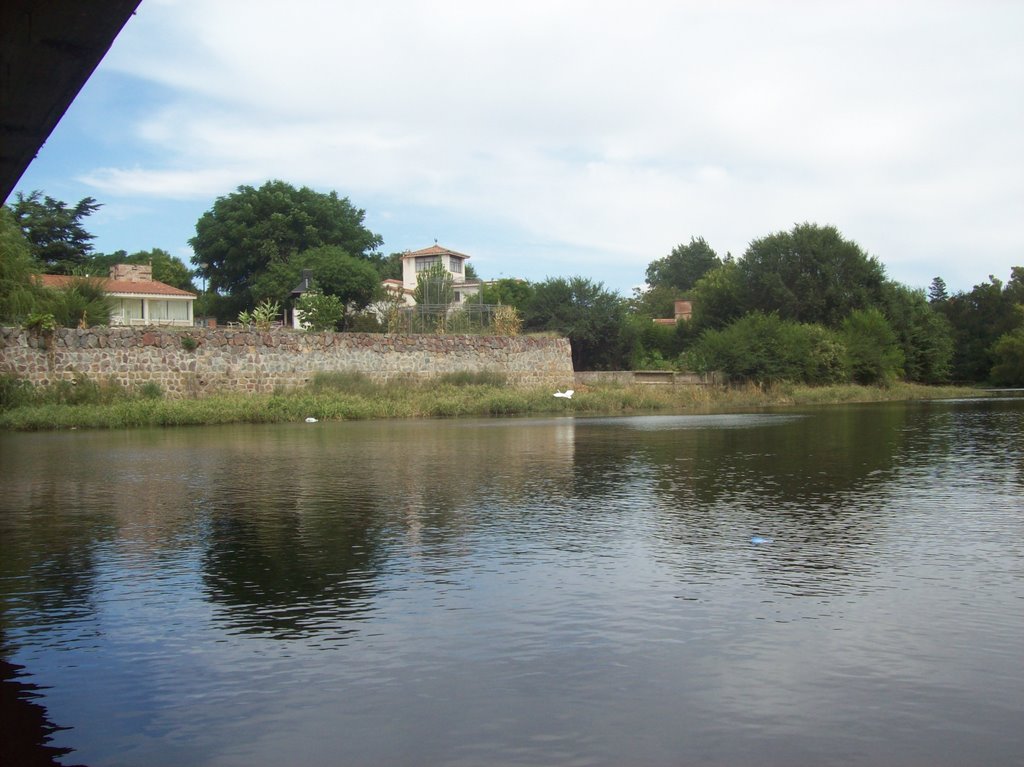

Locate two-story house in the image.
[383,244,482,307]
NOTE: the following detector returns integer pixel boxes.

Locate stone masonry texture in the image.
[0,327,575,398]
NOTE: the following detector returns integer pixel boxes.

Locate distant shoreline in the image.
[0,379,991,432]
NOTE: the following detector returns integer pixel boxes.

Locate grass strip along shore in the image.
[0,371,987,431]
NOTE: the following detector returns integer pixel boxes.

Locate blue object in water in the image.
[750,536,774,545]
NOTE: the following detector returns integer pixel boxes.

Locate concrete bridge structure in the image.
[1,1,141,202]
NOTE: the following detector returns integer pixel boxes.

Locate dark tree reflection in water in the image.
[0,399,1022,766]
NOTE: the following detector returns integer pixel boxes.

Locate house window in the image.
[415,256,440,272]
[119,298,143,321]
[449,257,463,273]
[149,300,189,321]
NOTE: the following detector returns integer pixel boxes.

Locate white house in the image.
[384,244,482,307]
[39,264,197,327]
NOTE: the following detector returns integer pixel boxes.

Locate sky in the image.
[10,0,1024,296]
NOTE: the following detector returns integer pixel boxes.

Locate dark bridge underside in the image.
[0,0,142,203]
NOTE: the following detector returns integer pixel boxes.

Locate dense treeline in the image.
[2,182,1022,384]
[665,225,957,385]
[627,226,1022,386]
[935,270,1024,385]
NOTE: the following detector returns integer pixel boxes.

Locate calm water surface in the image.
[1,399,1022,766]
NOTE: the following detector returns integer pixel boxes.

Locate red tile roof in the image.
[403,244,472,260]
[37,274,196,298]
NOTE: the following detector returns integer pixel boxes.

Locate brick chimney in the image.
[110,263,153,282]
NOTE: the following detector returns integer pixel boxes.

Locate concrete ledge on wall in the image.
[0,327,575,398]
[574,370,718,387]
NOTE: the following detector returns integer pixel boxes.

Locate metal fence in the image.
[388,303,505,334]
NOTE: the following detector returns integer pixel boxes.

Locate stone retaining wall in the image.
[0,326,574,397]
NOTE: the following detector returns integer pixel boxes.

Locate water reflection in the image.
[201,492,386,639]
[564,408,912,597]
[0,400,1022,766]
[193,419,582,640]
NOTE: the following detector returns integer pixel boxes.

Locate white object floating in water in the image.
[305,417,319,423]
[750,536,774,545]
[553,389,574,399]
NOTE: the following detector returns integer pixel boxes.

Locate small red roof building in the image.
[37,264,196,326]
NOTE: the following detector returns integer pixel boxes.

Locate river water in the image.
[1,398,1022,766]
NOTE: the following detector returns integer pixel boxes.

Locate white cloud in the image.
[76,0,1024,291]
[80,166,243,199]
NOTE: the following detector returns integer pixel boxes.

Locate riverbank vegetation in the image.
[3,184,1023,389]
[0,371,986,431]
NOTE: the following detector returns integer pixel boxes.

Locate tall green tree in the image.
[645,236,721,293]
[840,308,904,385]
[190,180,383,316]
[413,261,455,306]
[251,245,381,314]
[378,251,405,281]
[628,283,679,321]
[301,246,381,310]
[738,223,887,327]
[928,276,949,304]
[294,288,346,331]
[0,207,45,322]
[939,273,1024,382]
[7,191,100,273]
[523,276,634,370]
[989,324,1024,386]
[686,312,846,385]
[1005,266,1024,306]
[881,282,953,384]
[479,278,535,309]
[689,260,746,330]
[628,316,685,370]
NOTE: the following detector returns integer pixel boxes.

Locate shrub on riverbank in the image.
[0,370,987,431]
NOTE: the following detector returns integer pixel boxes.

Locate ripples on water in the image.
[1,399,1023,766]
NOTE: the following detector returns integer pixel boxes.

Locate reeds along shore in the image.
[0,370,987,431]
